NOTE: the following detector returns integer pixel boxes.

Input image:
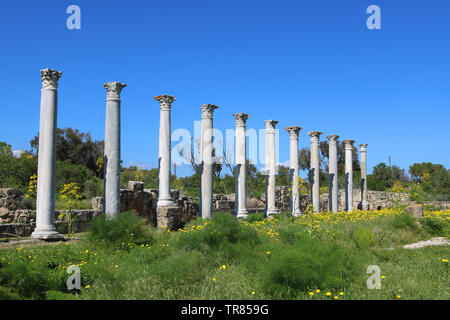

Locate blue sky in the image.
[0,0,449,178]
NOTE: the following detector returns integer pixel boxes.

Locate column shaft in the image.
[155,95,176,207]
[265,120,278,217]
[200,104,218,218]
[344,140,355,212]
[286,127,302,216]
[327,135,339,213]
[32,68,63,240]
[234,113,250,218]
[360,144,369,210]
[309,132,322,213]
[104,82,126,218]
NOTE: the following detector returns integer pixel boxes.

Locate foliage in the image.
[368,162,408,191]
[352,227,375,248]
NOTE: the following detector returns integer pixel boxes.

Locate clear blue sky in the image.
[1,0,449,178]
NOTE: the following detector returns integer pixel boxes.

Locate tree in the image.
[409,162,450,196]
[367,162,407,191]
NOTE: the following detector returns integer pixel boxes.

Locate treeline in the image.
[1,128,449,203]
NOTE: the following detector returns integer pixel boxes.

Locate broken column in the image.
[200,104,218,219]
[360,144,369,210]
[344,140,355,212]
[285,126,302,216]
[265,120,279,217]
[32,68,63,240]
[103,82,126,219]
[327,135,339,213]
[308,131,322,213]
[233,113,250,218]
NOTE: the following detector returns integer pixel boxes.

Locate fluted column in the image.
[155,95,176,207]
[360,144,369,210]
[234,113,250,218]
[344,140,355,212]
[103,82,126,219]
[327,135,339,213]
[265,120,278,217]
[308,131,322,213]
[32,68,63,240]
[200,104,218,218]
[286,127,302,216]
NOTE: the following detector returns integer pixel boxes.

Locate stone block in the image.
[157,205,182,230]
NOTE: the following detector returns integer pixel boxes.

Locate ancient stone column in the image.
[103,82,126,219]
[31,68,63,240]
[234,113,250,218]
[327,135,339,213]
[265,120,279,217]
[286,127,302,216]
[308,131,322,213]
[360,144,369,210]
[155,95,176,207]
[200,104,218,219]
[344,140,355,212]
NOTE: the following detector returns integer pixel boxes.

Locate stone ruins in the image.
[9,67,443,240]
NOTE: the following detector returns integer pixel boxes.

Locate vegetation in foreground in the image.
[0,208,448,300]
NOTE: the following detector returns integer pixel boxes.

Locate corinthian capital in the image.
[154,95,176,111]
[285,126,302,140]
[265,120,278,133]
[104,82,127,100]
[308,131,323,143]
[40,68,62,90]
[327,135,340,144]
[359,144,368,152]
[343,139,355,149]
[201,104,219,119]
[233,113,250,127]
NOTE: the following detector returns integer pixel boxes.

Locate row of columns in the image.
[31,68,369,239]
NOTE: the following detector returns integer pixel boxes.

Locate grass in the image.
[0,208,448,300]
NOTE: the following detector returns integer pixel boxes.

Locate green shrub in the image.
[261,236,357,298]
[85,212,151,248]
[352,227,376,248]
[0,286,21,300]
[390,213,417,230]
[422,218,445,236]
[244,212,265,223]
[0,261,47,299]
[46,290,80,300]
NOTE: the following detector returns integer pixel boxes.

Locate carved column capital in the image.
[327,135,340,144]
[285,126,302,140]
[265,120,279,133]
[233,113,250,127]
[201,104,219,119]
[154,95,176,111]
[343,139,355,149]
[104,82,126,100]
[308,131,323,144]
[359,144,368,152]
[40,68,62,90]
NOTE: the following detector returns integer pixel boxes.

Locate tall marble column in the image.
[233,113,250,218]
[103,82,126,219]
[327,135,339,213]
[155,95,176,207]
[360,144,369,210]
[31,68,63,240]
[308,131,322,213]
[200,104,218,219]
[285,127,302,216]
[265,120,278,217]
[344,140,355,212]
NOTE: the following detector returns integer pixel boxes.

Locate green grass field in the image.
[0,208,448,300]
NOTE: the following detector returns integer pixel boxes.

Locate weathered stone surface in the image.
[405,204,424,218]
[157,205,182,230]
[128,181,144,193]
[92,197,104,213]
[0,223,32,237]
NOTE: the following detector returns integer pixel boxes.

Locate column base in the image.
[156,205,182,230]
[157,198,175,207]
[266,209,278,218]
[236,210,249,219]
[292,210,302,217]
[31,226,63,240]
[361,201,370,210]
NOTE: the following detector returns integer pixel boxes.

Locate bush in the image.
[261,236,357,298]
[85,212,151,248]
[352,227,376,248]
[422,218,445,236]
[390,213,417,230]
[245,212,265,223]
